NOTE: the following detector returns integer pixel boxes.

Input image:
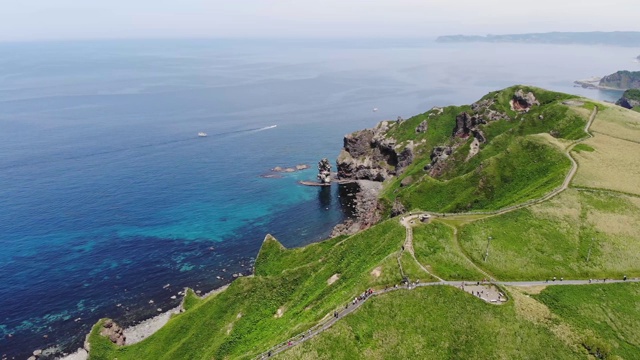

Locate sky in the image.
[1,0,640,42]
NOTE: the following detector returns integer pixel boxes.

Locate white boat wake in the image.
[256,125,277,131]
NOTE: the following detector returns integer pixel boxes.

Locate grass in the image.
[88,220,406,360]
[398,250,435,283]
[412,221,486,280]
[536,282,640,359]
[571,143,594,152]
[621,88,640,101]
[384,105,468,145]
[279,286,581,359]
[457,189,640,281]
[571,104,640,196]
[394,135,571,212]
[382,86,584,213]
[590,105,640,143]
[572,134,640,195]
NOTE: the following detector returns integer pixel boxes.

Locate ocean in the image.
[0,38,636,358]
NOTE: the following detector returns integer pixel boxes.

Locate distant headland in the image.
[575,70,640,91]
[436,31,640,47]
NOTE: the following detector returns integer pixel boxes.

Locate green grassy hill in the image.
[88,221,407,360]
[382,86,587,213]
[282,283,640,359]
[281,286,579,359]
[86,87,640,360]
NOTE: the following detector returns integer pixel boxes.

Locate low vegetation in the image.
[383,86,584,213]
[89,221,406,360]
[572,103,640,195]
[412,222,485,280]
[458,190,640,280]
[280,286,581,359]
[571,143,594,152]
[536,283,640,359]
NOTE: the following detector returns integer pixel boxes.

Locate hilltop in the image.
[84,87,640,360]
[436,31,640,47]
[336,86,582,215]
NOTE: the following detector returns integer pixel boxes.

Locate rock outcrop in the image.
[452,112,487,141]
[423,146,453,177]
[471,99,510,121]
[336,121,413,181]
[330,180,383,237]
[317,158,332,184]
[390,199,406,217]
[616,89,640,109]
[100,319,126,346]
[415,120,428,133]
[510,89,540,112]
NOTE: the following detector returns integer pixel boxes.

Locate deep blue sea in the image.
[0,38,637,358]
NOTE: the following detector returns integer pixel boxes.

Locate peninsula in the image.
[575,70,640,90]
[436,31,640,46]
[81,86,640,360]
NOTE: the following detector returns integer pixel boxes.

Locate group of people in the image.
[351,288,374,306]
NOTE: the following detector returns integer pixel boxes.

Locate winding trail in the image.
[255,107,611,359]
[400,216,444,282]
[256,277,639,359]
[413,106,598,221]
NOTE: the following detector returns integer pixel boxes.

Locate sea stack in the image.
[317,158,332,184]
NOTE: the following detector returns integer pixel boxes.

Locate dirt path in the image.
[400,216,444,282]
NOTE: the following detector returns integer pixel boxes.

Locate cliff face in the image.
[616,89,640,110]
[599,70,640,90]
[336,121,413,181]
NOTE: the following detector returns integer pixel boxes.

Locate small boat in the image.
[198,132,207,137]
[372,107,378,112]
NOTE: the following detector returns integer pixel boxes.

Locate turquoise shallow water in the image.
[0,39,635,358]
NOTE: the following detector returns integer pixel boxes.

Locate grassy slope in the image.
[383,86,583,213]
[280,286,580,360]
[572,103,640,196]
[398,136,571,212]
[457,189,640,281]
[89,221,405,360]
[536,283,640,359]
[412,221,485,280]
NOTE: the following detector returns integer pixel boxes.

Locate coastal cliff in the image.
[616,89,640,111]
[336,120,414,182]
[332,87,545,224]
[599,70,640,90]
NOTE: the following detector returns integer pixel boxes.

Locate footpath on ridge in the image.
[254,106,640,359]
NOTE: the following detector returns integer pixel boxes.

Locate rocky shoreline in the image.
[260,164,310,178]
[56,285,231,360]
[573,77,624,90]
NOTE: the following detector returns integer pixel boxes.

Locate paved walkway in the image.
[255,277,639,359]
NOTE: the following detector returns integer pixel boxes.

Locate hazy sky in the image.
[1,0,640,42]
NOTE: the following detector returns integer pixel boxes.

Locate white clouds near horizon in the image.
[0,0,639,42]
